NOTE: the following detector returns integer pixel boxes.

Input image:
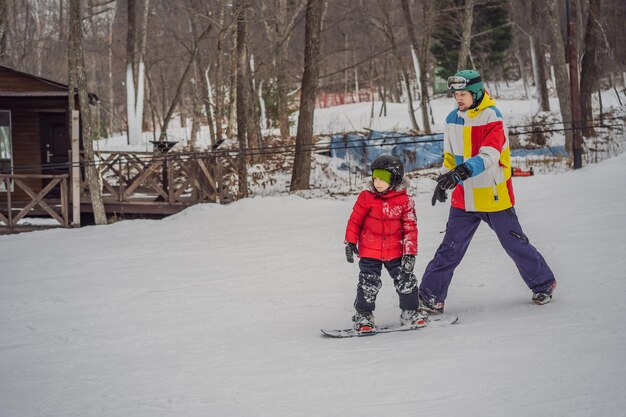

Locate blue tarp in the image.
[510,146,568,157]
[330,131,444,172]
[330,130,568,172]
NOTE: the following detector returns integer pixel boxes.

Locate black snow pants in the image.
[354,257,420,312]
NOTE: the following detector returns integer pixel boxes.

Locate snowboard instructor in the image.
[419,69,557,315]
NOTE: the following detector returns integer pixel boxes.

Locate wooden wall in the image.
[0,67,71,204]
[0,99,69,202]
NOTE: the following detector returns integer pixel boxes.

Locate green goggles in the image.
[447,75,482,90]
[372,169,392,184]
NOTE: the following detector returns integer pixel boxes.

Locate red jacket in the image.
[345,185,418,261]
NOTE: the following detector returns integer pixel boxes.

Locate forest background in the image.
[0,0,625,200]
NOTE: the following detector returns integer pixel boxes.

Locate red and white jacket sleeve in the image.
[345,191,369,244]
[401,196,418,255]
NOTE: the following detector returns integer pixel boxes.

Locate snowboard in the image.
[321,314,459,338]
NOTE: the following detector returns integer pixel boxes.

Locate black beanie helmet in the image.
[371,154,404,188]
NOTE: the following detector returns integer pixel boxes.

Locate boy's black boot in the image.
[352,311,376,333]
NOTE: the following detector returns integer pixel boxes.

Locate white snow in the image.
[2,151,626,416]
[2,81,626,416]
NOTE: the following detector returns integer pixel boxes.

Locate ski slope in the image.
[2,152,626,417]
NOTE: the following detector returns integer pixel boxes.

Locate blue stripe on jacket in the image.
[446,110,465,125]
[464,155,486,177]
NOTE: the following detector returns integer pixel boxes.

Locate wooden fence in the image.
[0,173,70,232]
[86,151,237,208]
[0,151,238,233]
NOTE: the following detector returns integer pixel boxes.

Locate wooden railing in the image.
[0,174,70,231]
[83,151,237,205]
[0,151,237,232]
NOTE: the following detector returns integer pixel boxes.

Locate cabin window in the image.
[0,110,12,191]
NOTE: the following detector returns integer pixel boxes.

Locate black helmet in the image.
[371,154,404,188]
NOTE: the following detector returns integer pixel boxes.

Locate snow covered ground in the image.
[2,149,626,416]
[2,80,625,416]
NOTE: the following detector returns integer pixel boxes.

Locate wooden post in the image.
[61,176,69,227]
[71,110,81,227]
[567,0,583,169]
[6,176,13,230]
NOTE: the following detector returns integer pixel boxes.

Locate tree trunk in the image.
[580,0,603,137]
[247,55,262,164]
[125,0,148,146]
[401,0,433,134]
[528,0,550,111]
[226,27,238,139]
[379,0,419,132]
[0,0,8,59]
[125,0,137,144]
[276,48,291,139]
[260,0,306,141]
[529,37,551,111]
[107,4,116,135]
[214,1,227,143]
[158,25,211,142]
[185,2,215,147]
[512,26,530,100]
[235,0,249,197]
[545,0,573,153]
[290,0,323,192]
[457,0,476,70]
[69,0,107,225]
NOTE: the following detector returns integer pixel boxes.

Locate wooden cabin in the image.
[0,65,229,232]
[0,65,86,196]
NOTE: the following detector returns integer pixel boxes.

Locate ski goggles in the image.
[447,75,482,90]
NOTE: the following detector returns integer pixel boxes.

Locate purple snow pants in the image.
[419,207,556,304]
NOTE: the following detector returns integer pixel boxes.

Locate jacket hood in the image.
[366,178,411,196]
[467,89,496,119]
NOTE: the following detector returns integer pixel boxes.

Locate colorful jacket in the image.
[345,181,418,261]
[443,90,515,212]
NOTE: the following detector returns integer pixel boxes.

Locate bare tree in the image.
[69,0,107,225]
[259,0,307,140]
[185,0,215,148]
[374,0,419,132]
[457,0,476,70]
[213,1,231,144]
[157,24,212,142]
[125,0,149,145]
[400,0,433,134]
[545,0,573,153]
[235,0,249,197]
[246,54,262,163]
[226,27,238,139]
[0,0,8,59]
[580,0,605,136]
[290,0,323,192]
[526,0,550,112]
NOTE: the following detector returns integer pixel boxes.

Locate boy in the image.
[344,154,426,334]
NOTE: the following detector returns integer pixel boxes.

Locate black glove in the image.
[401,254,416,273]
[436,163,472,190]
[431,186,447,206]
[345,242,359,263]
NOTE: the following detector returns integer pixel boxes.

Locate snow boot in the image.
[352,311,376,334]
[418,293,444,315]
[532,281,556,305]
[400,309,427,328]
[532,292,553,305]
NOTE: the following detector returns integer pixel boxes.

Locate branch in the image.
[158,24,212,141]
[471,21,514,39]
